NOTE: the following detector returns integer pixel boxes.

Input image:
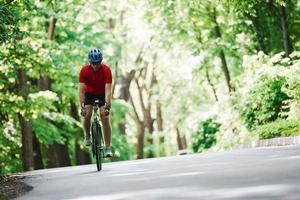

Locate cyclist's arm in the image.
[105,83,112,107]
[79,83,86,107]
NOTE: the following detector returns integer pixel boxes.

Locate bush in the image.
[241,76,289,129]
[192,118,221,153]
[253,119,300,139]
[237,52,298,130]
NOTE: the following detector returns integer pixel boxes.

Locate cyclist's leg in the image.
[83,93,95,141]
[96,94,112,148]
[99,107,111,147]
[83,105,93,136]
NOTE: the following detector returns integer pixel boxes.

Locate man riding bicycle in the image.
[78,48,113,157]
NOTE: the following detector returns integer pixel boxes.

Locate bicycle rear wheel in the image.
[92,121,102,171]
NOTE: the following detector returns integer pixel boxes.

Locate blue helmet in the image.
[88,48,103,63]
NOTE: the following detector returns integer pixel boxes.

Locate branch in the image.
[135,77,146,113]
[205,66,218,102]
[145,70,157,111]
[135,44,146,64]
[128,90,141,123]
[5,0,15,6]
[112,61,118,98]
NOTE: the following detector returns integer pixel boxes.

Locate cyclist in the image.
[78,48,113,158]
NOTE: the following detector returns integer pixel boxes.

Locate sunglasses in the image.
[91,62,101,66]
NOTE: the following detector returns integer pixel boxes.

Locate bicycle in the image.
[91,100,105,171]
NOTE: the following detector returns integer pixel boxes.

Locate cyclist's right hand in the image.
[80,105,86,117]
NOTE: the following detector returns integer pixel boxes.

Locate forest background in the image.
[1,0,300,174]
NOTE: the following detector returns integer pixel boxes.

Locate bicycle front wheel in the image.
[92,121,102,171]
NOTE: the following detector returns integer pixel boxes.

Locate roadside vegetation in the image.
[1,0,300,175]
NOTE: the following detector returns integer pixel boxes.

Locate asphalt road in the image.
[17,145,300,200]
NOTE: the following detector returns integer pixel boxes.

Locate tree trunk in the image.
[218,50,233,92]
[156,100,165,156]
[205,66,218,102]
[135,74,155,157]
[17,68,34,171]
[176,128,184,150]
[182,134,187,149]
[136,123,145,159]
[145,107,155,158]
[70,102,79,120]
[18,115,34,171]
[156,101,163,132]
[134,66,157,157]
[38,73,61,168]
[32,132,44,169]
[245,13,268,54]
[75,141,91,165]
[37,76,51,91]
[37,16,56,91]
[43,145,59,168]
[145,108,154,143]
[128,47,153,159]
[41,16,72,168]
[55,143,71,167]
[278,5,293,56]
[156,100,164,138]
[42,143,71,168]
[129,91,145,159]
[117,70,136,134]
[48,17,57,40]
[176,128,188,155]
[111,61,118,98]
[212,8,234,93]
[118,72,135,101]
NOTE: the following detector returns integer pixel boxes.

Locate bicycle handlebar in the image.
[93,100,101,107]
[93,100,110,117]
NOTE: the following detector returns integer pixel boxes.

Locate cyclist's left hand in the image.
[104,102,110,116]
[104,102,111,109]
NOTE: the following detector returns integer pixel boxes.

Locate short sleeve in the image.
[105,68,112,84]
[79,68,86,83]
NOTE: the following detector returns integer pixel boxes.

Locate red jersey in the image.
[79,63,112,95]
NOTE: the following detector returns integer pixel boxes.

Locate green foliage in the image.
[238,52,300,131]
[241,75,289,129]
[1,0,300,175]
[281,52,300,120]
[110,100,134,161]
[0,0,36,175]
[254,119,300,139]
[224,0,300,53]
[0,121,22,175]
[32,112,81,145]
[0,2,23,43]
[192,118,221,153]
[1,0,126,170]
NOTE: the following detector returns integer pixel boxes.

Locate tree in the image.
[17,68,34,171]
[0,1,35,171]
[225,0,297,56]
[148,0,235,93]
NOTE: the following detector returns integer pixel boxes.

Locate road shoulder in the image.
[0,175,33,200]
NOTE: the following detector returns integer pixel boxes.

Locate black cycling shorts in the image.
[84,92,105,106]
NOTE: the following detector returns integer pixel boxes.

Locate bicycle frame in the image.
[91,100,104,171]
[92,101,100,124]
[92,100,104,145]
